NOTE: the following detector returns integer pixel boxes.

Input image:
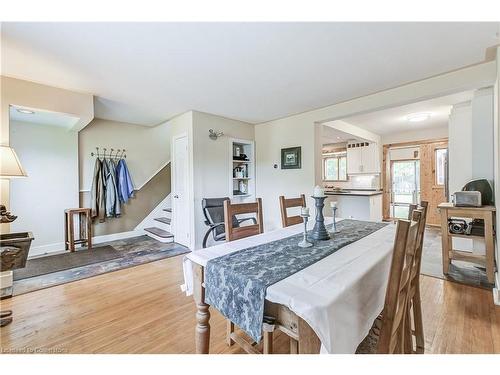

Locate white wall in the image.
[448,88,494,198]
[255,114,317,231]
[381,126,448,145]
[79,118,172,191]
[448,102,473,199]
[10,120,79,254]
[389,146,420,161]
[471,87,495,183]
[192,111,255,248]
[494,47,500,298]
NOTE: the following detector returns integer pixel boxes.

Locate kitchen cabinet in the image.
[346,142,380,174]
[325,193,383,222]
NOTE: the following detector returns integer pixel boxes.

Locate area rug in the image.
[13,246,121,280]
[12,236,190,296]
[420,227,494,290]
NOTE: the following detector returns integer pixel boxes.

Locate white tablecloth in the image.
[183,218,395,353]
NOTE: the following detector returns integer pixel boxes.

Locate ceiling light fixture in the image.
[16,108,35,115]
[406,112,431,123]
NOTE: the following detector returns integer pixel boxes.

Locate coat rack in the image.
[90,147,127,159]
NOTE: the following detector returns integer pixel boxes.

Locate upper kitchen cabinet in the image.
[346,142,381,174]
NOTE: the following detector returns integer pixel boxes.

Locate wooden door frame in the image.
[382,138,448,221]
[388,158,420,219]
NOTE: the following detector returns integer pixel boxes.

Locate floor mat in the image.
[13,246,121,280]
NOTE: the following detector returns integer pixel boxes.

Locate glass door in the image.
[390,160,420,219]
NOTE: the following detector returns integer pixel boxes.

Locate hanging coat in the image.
[104,158,120,217]
[116,158,134,203]
[90,158,105,221]
[109,159,121,217]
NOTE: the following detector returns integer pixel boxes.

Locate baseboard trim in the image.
[28,242,66,258]
[494,272,500,306]
[27,230,143,258]
[92,230,143,245]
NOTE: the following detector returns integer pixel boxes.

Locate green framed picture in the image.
[281,146,301,169]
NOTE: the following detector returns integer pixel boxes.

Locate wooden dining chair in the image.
[223,198,266,352]
[279,194,306,228]
[223,198,264,242]
[406,201,428,354]
[356,209,423,354]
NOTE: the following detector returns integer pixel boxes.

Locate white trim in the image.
[92,230,143,244]
[137,160,171,190]
[28,242,67,258]
[494,272,500,306]
[79,160,171,193]
[171,132,195,250]
[135,194,171,231]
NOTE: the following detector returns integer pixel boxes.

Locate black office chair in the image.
[201,197,257,248]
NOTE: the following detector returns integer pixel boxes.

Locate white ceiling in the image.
[2,22,499,126]
[342,90,476,135]
[322,125,352,144]
[9,105,80,129]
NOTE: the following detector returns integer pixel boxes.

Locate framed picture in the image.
[281,146,301,169]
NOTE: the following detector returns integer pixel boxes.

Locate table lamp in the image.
[0,145,27,223]
[0,145,28,327]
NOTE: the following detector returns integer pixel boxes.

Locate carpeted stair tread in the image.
[144,227,174,238]
[154,217,171,225]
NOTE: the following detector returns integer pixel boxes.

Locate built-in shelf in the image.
[230,138,255,200]
[233,160,251,163]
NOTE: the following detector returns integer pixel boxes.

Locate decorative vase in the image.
[310,196,330,240]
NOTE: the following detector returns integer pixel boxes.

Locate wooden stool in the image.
[64,208,92,252]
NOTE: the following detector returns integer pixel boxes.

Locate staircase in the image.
[144,207,174,243]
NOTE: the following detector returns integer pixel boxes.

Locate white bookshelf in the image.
[229,138,255,201]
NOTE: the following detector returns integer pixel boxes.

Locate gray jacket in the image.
[90,158,105,222]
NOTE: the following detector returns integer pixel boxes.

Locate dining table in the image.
[182,217,397,354]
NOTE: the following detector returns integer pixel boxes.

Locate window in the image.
[435,148,447,186]
[323,153,347,181]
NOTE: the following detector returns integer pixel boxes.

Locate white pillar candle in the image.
[330,201,337,208]
[313,185,325,197]
[301,207,309,216]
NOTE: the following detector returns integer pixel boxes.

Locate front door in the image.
[172,134,190,247]
[390,160,420,219]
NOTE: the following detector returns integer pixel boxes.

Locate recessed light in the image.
[17,108,35,115]
[407,112,431,122]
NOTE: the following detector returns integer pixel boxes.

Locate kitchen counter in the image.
[324,191,383,222]
[325,189,383,197]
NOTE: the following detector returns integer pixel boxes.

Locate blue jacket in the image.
[116,158,134,203]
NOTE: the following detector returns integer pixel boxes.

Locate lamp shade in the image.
[0,145,27,178]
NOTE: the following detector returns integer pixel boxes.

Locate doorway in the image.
[172,134,191,247]
[390,159,420,219]
[383,139,448,225]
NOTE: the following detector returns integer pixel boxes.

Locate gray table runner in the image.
[205,219,388,342]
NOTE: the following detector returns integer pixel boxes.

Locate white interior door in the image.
[172,135,190,247]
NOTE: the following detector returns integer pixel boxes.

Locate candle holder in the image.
[331,206,338,233]
[298,213,313,248]
[310,196,330,240]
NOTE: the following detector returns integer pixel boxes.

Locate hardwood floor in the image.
[1,254,499,354]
